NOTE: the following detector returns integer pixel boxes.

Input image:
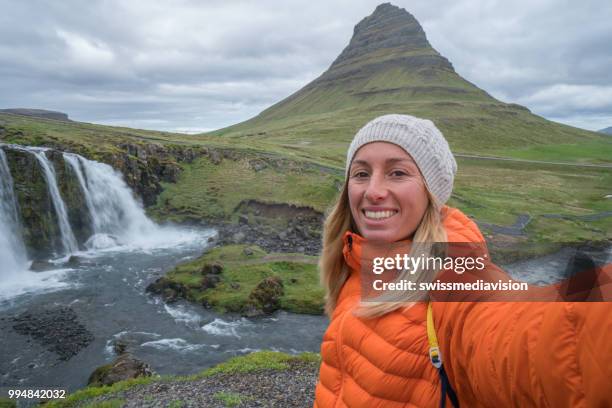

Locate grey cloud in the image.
[0,0,611,132]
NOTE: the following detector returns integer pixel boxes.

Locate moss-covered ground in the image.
[148,153,341,224]
[165,244,324,315]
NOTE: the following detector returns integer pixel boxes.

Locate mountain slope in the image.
[208,3,599,166]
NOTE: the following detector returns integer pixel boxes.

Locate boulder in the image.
[66,255,83,267]
[209,149,222,165]
[232,231,246,244]
[145,277,187,303]
[29,260,55,272]
[200,262,223,275]
[201,274,221,289]
[88,354,155,387]
[242,276,284,317]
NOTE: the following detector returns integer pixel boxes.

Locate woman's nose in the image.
[364,175,388,202]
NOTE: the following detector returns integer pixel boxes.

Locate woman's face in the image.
[348,142,429,242]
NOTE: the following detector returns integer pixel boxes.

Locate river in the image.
[0,227,329,394]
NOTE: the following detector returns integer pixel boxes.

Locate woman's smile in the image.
[362,208,399,221]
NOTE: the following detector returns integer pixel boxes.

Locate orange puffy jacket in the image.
[314,206,612,407]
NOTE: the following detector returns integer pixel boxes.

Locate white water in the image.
[140,338,208,353]
[63,152,201,252]
[32,150,79,255]
[0,145,214,302]
[0,148,29,276]
[0,147,72,301]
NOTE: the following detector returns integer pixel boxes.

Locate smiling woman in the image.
[314,114,612,408]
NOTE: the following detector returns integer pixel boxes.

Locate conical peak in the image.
[331,3,430,67]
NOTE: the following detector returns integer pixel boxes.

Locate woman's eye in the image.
[352,171,368,178]
[390,170,408,177]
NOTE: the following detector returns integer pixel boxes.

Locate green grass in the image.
[0,398,16,408]
[44,376,155,408]
[44,351,320,408]
[81,399,125,408]
[165,244,324,314]
[213,392,246,407]
[148,153,341,224]
[495,138,612,164]
[450,158,612,241]
[193,351,320,378]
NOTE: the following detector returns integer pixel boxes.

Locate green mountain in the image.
[1,3,610,243]
[210,3,598,166]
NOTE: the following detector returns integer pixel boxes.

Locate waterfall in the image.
[32,150,79,255]
[2,144,206,264]
[63,152,158,249]
[0,147,29,275]
[0,144,209,301]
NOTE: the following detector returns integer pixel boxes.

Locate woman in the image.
[314,114,611,407]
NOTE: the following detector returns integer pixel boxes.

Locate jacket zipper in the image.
[335,308,349,407]
[335,233,352,407]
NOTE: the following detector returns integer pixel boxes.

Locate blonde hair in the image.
[319,179,447,317]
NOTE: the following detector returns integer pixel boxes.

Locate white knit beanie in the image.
[346,114,457,204]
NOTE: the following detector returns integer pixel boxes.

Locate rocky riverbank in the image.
[45,352,320,408]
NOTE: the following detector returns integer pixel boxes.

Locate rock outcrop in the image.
[3,147,90,258]
[88,353,155,387]
[145,276,189,303]
[242,276,284,317]
[105,142,205,206]
[331,3,445,68]
[0,108,71,121]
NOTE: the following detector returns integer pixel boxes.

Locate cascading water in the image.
[31,149,79,255]
[0,147,29,276]
[0,144,211,303]
[63,153,161,250]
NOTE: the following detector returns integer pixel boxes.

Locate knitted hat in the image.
[346,114,457,204]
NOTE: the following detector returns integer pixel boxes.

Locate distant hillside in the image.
[208,3,598,166]
[599,126,612,135]
[0,108,70,121]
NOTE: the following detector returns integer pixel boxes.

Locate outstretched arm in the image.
[433,301,612,407]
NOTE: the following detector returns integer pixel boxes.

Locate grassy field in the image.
[495,138,612,164]
[148,152,341,224]
[4,111,610,243]
[451,157,612,241]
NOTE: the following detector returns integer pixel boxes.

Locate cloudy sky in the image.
[1,0,611,133]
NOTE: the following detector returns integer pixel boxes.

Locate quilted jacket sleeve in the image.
[433,300,612,407]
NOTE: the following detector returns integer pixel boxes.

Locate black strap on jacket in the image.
[427,302,460,408]
[438,364,460,408]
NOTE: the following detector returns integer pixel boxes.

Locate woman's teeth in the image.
[364,210,397,220]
